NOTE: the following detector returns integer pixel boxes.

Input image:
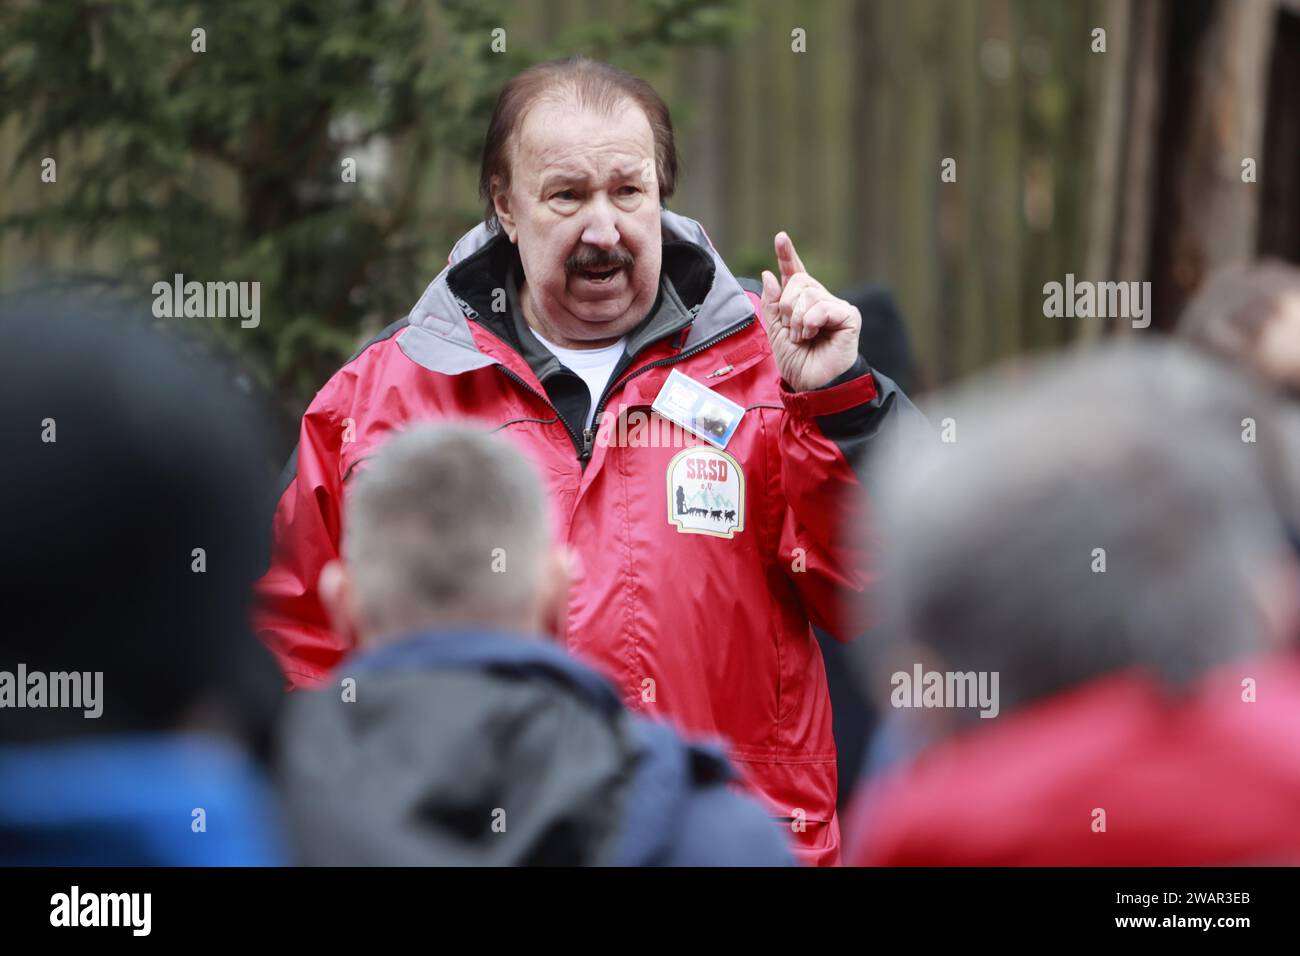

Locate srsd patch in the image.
[666,447,744,538]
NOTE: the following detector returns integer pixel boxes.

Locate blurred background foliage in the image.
[3,0,1298,447]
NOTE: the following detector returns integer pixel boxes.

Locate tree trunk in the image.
[1148,0,1278,329]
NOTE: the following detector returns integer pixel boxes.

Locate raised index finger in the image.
[775,231,807,285]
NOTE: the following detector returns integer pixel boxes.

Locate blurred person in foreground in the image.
[845,341,1300,866]
[274,423,794,866]
[804,281,922,808]
[0,298,286,865]
[1178,260,1300,549]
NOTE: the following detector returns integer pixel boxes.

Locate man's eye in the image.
[617,185,640,196]
[552,190,578,201]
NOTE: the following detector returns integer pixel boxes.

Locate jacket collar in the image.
[399,209,756,376]
[458,237,711,384]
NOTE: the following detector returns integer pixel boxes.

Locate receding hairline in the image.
[479,57,678,229]
[505,92,656,182]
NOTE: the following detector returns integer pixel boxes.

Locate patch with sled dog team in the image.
[666,446,745,538]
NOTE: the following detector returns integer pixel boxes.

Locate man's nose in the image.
[579,196,621,250]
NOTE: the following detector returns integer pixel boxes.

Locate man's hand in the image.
[759,232,863,391]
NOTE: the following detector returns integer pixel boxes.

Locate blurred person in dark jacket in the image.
[0,298,286,865]
[813,281,921,808]
[845,341,1300,865]
[275,423,794,866]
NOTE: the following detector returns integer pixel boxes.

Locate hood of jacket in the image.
[275,628,650,866]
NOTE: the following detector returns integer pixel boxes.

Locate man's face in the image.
[493,97,662,346]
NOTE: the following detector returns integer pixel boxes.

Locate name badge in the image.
[651,368,745,449]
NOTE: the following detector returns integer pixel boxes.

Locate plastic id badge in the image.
[651,368,746,449]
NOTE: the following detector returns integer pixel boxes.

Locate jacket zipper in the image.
[495,364,588,456]
[495,316,756,464]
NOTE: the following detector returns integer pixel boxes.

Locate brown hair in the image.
[1178,260,1300,366]
[478,56,678,232]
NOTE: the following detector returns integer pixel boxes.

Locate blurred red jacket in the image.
[846,653,1300,865]
[254,210,917,866]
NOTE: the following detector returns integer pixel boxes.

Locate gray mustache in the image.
[567,248,633,272]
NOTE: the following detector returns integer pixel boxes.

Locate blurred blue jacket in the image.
[0,734,286,866]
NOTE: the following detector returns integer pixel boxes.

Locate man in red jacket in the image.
[254,56,923,865]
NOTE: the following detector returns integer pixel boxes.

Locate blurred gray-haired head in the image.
[862,340,1298,726]
[342,423,552,639]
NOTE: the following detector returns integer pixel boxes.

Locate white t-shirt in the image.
[529,328,627,431]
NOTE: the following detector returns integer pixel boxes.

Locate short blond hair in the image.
[343,424,551,637]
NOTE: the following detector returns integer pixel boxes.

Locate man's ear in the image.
[537,546,574,642]
[318,559,362,648]
[491,175,518,243]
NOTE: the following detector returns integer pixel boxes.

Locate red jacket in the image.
[254,210,914,865]
[846,653,1300,866]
